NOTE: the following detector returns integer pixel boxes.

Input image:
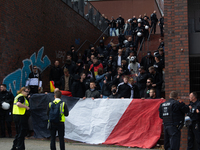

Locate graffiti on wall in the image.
[3,47,51,96]
[55,50,66,63]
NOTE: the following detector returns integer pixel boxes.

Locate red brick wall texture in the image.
[164,0,190,149]
[0,0,103,95]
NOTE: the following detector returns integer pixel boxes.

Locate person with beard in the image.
[140,51,155,72]
[0,84,14,138]
[134,23,144,51]
[128,78,140,98]
[49,61,63,88]
[128,56,140,75]
[89,57,103,79]
[64,54,76,75]
[116,14,125,35]
[102,73,112,98]
[143,78,153,99]
[60,68,73,92]
[136,66,148,98]
[71,74,85,98]
[150,10,158,34]
[117,76,133,98]
[67,45,78,62]
[108,85,121,98]
[74,59,84,75]
[148,66,163,98]
[158,14,164,37]
[25,66,42,94]
[146,88,157,99]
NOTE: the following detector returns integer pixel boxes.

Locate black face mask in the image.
[112,89,116,93]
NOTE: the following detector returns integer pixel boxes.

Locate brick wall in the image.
[164,0,189,149]
[0,0,103,94]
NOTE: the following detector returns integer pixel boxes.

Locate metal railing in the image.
[62,0,109,33]
[137,37,145,56]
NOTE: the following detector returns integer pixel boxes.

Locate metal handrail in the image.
[137,37,145,56]
[94,26,109,45]
[148,23,154,41]
[76,39,93,52]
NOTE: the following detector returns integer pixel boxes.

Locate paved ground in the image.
[0,137,160,150]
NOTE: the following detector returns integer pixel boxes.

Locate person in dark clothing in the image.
[136,66,148,98]
[140,51,155,72]
[134,23,144,51]
[74,59,84,75]
[71,74,85,98]
[148,66,163,98]
[83,81,101,100]
[110,44,118,58]
[143,78,153,99]
[109,16,117,36]
[187,92,200,150]
[104,56,117,78]
[11,87,30,150]
[158,14,164,37]
[128,78,140,98]
[60,68,73,92]
[108,85,121,98]
[67,45,78,63]
[47,90,69,150]
[150,10,158,34]
[117,76,133,98]
[146,88,157,99]
[153,52,163,75]
[131,19,138,43]
[143,16,150,38]
[25,66,42,94]
[0,84,14,138]
[159,91,190,150]
[158,48,165,69]
[49,61,63,88]
[97,40,106,57]
[116,14,125,34]
[102,74,112,98]
[64,54,76,75]
[158,37,164,50]
[112,67,124,86]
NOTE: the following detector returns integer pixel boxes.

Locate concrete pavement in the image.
[0,137,160,150]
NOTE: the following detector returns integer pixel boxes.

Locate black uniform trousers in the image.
[0,111,12,137]
[164,125,181,150]
[160,24,164,37]
[187,122,200,150]
[12,115,28,150]
[135,36,143,51]
[50,122,65,150]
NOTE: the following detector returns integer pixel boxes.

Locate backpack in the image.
[49,101,63,123]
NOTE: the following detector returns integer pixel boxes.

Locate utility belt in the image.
[164,121,184,130]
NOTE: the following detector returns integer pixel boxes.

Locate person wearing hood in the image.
[97,40,106,57]
[71,74,85,98]
[89,57,103,79]
[67,45,78,62]
[74,59,84,75]
[64,54,76,75]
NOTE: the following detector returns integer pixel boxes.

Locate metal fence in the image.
[62,0,109,34]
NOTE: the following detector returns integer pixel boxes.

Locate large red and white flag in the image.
[64,98,164,149]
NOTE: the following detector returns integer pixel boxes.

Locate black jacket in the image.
[140,55,155,72]
[49,66,63,82]
[0,90,14,112]
[148,71,163,89]
[117,82,132,98]
[71,80,86,98]
[136,72,148,90]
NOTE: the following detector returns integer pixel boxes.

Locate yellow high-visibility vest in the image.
[49,99,65,122]
[13,93,29,115]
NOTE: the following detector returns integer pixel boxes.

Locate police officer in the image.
[158,14,164,37]
[0,84,14,138]
[159,91,190,150]
[47,90,69,150]
[187,92,200,150]
[11,87,30,150]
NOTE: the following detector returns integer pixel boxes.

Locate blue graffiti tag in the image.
[3,47,51,96]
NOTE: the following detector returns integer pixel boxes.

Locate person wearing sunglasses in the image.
[11,87,30,150]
